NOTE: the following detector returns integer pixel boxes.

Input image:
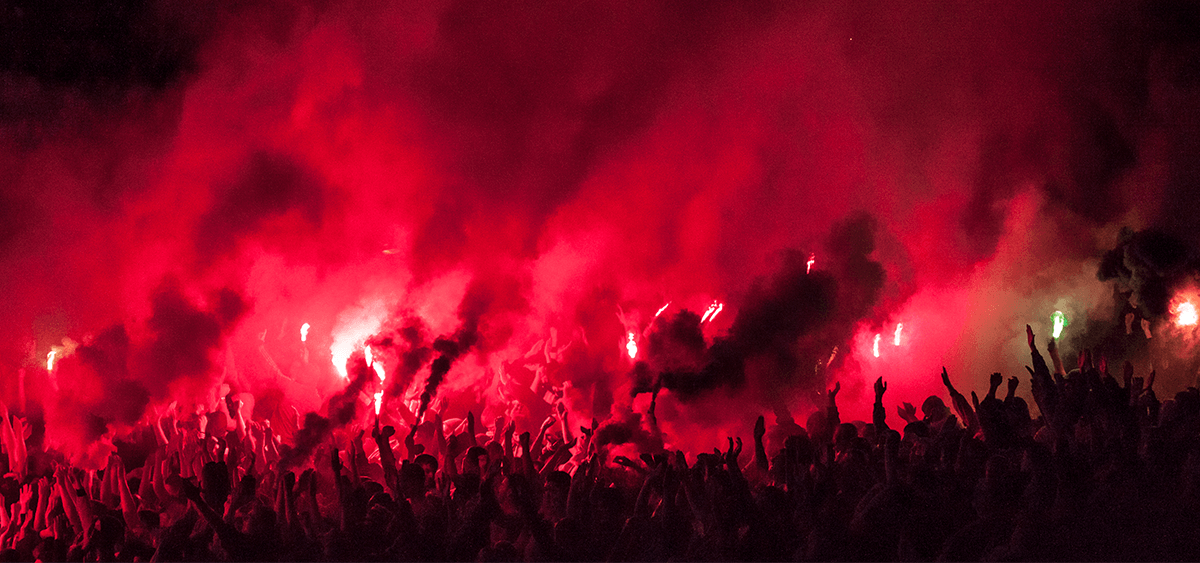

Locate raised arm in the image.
[873,377,890,439]
[753,415,769,474]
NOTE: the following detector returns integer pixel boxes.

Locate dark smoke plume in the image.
[644,213,886,401]
[368,316,432,400]
[414,274,528,421]
[138,280,249,397]
[1098,228,1198,318]
[279,411,332,471]
[281,352,375,469]
[49,280,245,446]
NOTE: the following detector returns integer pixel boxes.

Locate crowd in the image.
[2,326,1200,561]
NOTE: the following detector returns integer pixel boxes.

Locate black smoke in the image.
[1098,228,1197,318]
[640,213,886,402]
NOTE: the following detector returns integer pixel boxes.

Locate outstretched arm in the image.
[943,367,977,431]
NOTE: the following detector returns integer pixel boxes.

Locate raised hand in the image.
[896,402,918,424]
[754,415,766,440]
[942,367,955,392]
[1026,324,1035,351]
[874,377,887,398]
[724,437,742,468]
[1006,376,1019,400]
[988,372,1003,398]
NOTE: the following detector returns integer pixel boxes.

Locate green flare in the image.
[1052,310,1068,339]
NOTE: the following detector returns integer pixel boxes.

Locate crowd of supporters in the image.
[1,326,1198,561]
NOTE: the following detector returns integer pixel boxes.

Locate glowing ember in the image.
[893,323,903,346]
[1176,302,1198,327]
[873,333,881,358]
[710,302,724,322]
[626,332,638,359]
[1051,310,1067,338]
[655,302,671,317]
[373,391,383,416]
[807,254,815,274]
[46,350,56,371]
[300,322,310,342]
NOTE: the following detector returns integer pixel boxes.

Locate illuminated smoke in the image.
[4,0,1200,450]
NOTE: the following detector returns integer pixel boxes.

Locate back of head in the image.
[921,396,948,422]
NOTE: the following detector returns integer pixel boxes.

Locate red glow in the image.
[893,323,903,346]
[626,332,638,359]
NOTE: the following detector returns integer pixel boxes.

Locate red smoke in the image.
[2,0,1199,458]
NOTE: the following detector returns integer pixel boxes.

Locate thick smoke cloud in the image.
[640,213,884,402]
[2,0,1199,446]
[48,280,245,455]
[1098,229,1197,318]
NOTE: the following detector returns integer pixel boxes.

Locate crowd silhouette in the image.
[1,326,1198,561]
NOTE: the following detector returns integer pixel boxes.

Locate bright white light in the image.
[1176,302,1198,327]
[626,332,638,359]
[46,350,56,371]
[872,334,881,358]
[893,323,903,346]
[655,302,671,317]
[300,323,310,342]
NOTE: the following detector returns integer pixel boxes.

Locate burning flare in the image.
[365,345,386,381]
[655,302,671,318]
[700,301,724,323]
[626,332,638,359]
[872,333,881,358]
[807,254,815,274]
[300,322,310,342]
[373,391,383,416]
[46,350,56,371]
[1175,301,1198,327]
[893,323,903,346]
[1051,311,1068,339]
